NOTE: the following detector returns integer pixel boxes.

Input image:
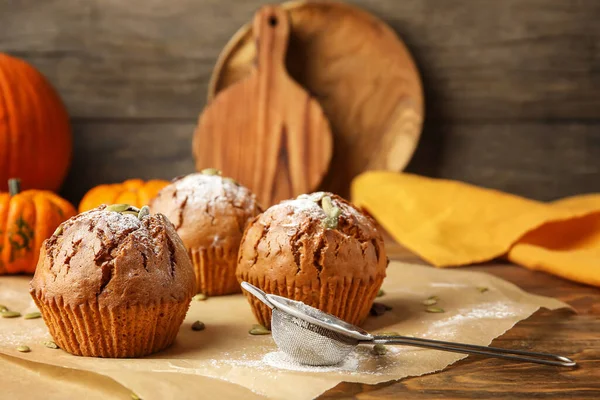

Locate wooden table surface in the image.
[321,244,600,399]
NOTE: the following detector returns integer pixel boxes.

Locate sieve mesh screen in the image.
[271,309,358,366]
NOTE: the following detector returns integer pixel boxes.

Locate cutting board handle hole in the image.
[268,16,278,27]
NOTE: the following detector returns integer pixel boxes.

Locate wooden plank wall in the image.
[1,0,599,204]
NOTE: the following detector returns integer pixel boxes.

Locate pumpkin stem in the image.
[8,178,21,196]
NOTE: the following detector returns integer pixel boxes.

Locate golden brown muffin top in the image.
[236,192,387,286]
[30,205,196,308]
[149,172,262,250]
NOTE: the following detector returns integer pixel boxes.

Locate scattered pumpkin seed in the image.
[105,203,131,213]
[191,321,205,331]
[249,324,270,335]
[53,224,63,236]
[377,289,385,297]
[201,168,221,176]
[372,344,387,355]
[16,345,30,353]
[425,306,445,313]
[24,312,41,320]
[131,393,142,400]
[138,206,150,220]
[477,286,489,293]
[370,302,390,316]
[43,341,59,349]
[422,298,438,306]
[1,311,21,318]
[0,305,7,313]
[193,293,207,301]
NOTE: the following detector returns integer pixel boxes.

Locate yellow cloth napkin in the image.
[351,171,600,287]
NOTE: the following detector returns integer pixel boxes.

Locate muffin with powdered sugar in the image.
[30,204,195,358]
[237,192,387,329]
[150,170,262,296]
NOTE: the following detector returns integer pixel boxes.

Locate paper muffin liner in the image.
[32,291,191,358]
[238,273,385,329]
[189,245,241,296]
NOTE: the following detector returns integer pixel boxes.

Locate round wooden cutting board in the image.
[208,0,424,198]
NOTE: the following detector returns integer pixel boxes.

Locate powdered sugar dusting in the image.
[161,173,259,222]
[210,346,407,377]
[1,323,49,347]
[172,173,224,196]
[95,210,141,231]
[280,198,327,221]
[170,173,255,206]
[62,209,154,245]
[262,351,360,373]
[275,192,373,229]
[70,207,142,233]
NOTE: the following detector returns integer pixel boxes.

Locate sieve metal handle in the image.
[370,335,576,367]
[241,281,274,309]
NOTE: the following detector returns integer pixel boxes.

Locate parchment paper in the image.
[0,262,568,399]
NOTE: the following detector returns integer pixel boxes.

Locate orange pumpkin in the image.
[0,179,76,274]
[79,179,170,212]
[0,53,72,192]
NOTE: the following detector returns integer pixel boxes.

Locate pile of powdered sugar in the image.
[215,346,408,375]
[262,351,360,373]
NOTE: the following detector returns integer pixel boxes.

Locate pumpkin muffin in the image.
[29,205,196,358]
[237,192,387,329]
[150,170,262,296]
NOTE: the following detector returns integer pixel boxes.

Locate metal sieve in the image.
[241,282,576,367]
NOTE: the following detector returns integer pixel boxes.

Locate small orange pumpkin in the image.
[79,179,170,213]
[0,53,72,192]
[0,179,76,274]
